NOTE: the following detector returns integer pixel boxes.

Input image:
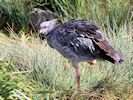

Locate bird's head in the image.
[39,19,59,35]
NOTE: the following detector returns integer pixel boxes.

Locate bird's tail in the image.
[95,41,124,64]
[101,50,124,64]
[92,33,124,64]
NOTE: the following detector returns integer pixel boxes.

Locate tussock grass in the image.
[45,0,132,27]
[0,21,132,99]
[0,0,29,31]
[0,0,132,99]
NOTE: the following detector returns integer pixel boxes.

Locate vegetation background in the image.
[0,0,132,99]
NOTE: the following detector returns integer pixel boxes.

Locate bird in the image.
[39,19,124,89]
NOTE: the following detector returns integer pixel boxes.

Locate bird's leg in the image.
[71,61,81,90]
[75,68,80,90]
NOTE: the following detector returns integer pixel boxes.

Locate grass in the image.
[1,0,131,32]
[0,20,132,99]
[0,60,43,100]
[0,0,29,32]
[44,0,132,27]
[0,0,133,99]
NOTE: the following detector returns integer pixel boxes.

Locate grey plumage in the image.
[44,19,124,66]
[39,19,124,89]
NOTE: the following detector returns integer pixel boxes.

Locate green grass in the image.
[0,60,43,100]
[0,0,29,32]
[0,0,133,99]
[0,20,132,99]
[0,0,132,32]
[43,0,132,27]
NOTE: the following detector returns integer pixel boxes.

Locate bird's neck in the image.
[46,23,61,36]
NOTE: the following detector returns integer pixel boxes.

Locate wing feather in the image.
[62,20,112,54]
[48,19,124,63]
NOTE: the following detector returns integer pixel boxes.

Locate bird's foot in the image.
[77,87,82,92]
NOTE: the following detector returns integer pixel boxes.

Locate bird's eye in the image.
[44,26,47,28]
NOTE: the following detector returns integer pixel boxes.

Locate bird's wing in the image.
[55,20,100,55]
[66,33,97,55]
[59,19,116,57]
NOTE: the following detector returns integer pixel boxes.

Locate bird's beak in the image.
[39,28,45,33]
